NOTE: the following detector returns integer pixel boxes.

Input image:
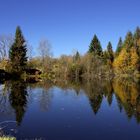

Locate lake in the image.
[0,78,140,140]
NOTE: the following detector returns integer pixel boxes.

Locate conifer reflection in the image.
[9,81,28,125]
[113,78,140,123]
[82,79,113,114]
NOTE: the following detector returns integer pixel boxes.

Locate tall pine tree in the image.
[75,51,80,61]
[88,35,103,56]
[134,27,140,53]
[116,37,123,56]
[134,27,140,43]
[134,27,140,71]
[107,42,114,63]
[124,31,134,51]
[9,26,27,74]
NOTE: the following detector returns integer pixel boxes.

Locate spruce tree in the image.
[75,51,80,61]
[134,27,140,42]
[116,37,123,56]
[134,27,140,70]
[88,35,103,56]
[107,42,114,63]
[124,31,134,51]
[9,26,27,74]
[134,27,140,53]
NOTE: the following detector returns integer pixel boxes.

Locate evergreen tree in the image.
[75,51,80,61]
[134,27,140,43]
[134,27,140,53]
[134,27,140,71]
[124,31,134,51]
[116,37,123,56]
[9,26,27,74]
[107,42,114,63]
[88,35,103,56]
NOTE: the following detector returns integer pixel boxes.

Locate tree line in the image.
[0,26,140,79]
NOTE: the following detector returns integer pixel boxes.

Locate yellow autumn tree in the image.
[130,47,139,71]
[113,48,130,74]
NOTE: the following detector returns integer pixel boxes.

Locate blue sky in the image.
[0,0,140,57]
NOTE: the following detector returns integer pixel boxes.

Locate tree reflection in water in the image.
[53,78,140,123]
[9,81,28,126]
[113,78,140,123]
[84,78,140,123]
[1,78,140,126]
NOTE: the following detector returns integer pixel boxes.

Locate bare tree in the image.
[38,39,53,72]
[38,39,52,59]
[27,43,33,61]
[0,35,13,61]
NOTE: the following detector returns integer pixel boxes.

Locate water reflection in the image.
[52,78,140,122]
[9,81,28,125]
[0,78,140,138]
[0,81,13,115]
[83,78,140,122]
[82,80,113,114]
[113,78,140,123]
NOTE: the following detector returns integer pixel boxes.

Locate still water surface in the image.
[0,79,140,140]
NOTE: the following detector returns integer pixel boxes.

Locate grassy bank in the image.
[0,137,16,140]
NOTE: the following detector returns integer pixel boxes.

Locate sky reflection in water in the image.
[0,79,140,140]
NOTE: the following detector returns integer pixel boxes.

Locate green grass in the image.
[0,137,16,140]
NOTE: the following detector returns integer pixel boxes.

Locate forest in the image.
[0,26,140,81]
